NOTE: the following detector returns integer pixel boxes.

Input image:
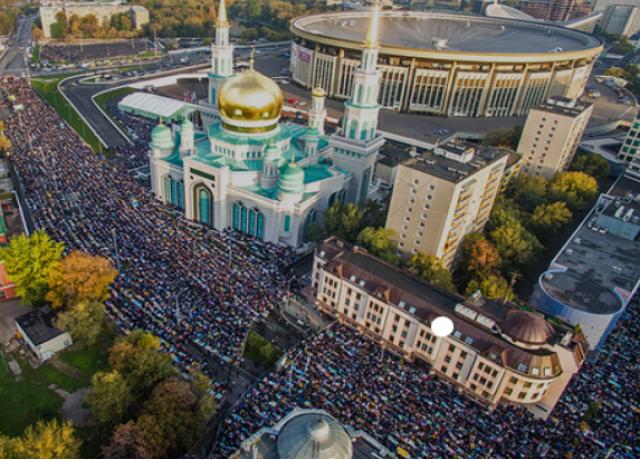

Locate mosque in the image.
[149,0,385,248]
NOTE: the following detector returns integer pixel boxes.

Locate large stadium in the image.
[289,11,603,117]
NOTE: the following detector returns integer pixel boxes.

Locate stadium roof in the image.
[291,11,602,56]
[118,92,194,120]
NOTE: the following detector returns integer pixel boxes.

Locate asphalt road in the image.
[59,48,286,148]
[0,15,33,76]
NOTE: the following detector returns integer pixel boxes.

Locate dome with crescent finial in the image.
[150,122,173,149]
[217,68,284,133]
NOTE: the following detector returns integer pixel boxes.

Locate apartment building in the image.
[311,237,587,418]
[384,141,509,268]
[618,112,640,177]
[600,4,640,37]
[517,96,593,180]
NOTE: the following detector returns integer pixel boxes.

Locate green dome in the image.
[151,123,173,149]
[305,127,320,138]
[278,161,305,195]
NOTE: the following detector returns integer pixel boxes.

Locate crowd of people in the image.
[216,312,639,459]
[3,76,638,458]
[1,78,294,393]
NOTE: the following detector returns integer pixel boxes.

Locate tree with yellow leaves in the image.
[54,300,106,346]
[0,419,80,459]
[0,230,64,306]
[46,250,117,309]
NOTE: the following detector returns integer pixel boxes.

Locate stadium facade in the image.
[289,11,603,117]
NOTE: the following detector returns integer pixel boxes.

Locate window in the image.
[283,215,291,233]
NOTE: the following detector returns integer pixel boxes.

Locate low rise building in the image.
[39,1,149,38]
[232,407,391,459]
[385,141,509,267]
[517,96,593,179]
[530,174,640,350]
[15,307,72,362]
[312,237,587,419]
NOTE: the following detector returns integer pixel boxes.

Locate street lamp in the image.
[431,316,454,338]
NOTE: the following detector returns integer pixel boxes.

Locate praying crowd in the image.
[1,78,294,389]
[2,77,638,458]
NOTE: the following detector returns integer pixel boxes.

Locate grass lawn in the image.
[0,351,81,436]
[59,330,115,385]
[243,330,283,369]
[31,74,103,153]
[94,86,136,113]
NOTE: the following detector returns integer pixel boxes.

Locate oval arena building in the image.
[289,11,603,117]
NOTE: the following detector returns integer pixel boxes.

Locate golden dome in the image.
[218,69,284,132]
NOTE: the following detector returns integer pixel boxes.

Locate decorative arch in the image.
[233,201,265,239]
[163,175,184,210]
[304,209,319,241]
[193,183,213,227]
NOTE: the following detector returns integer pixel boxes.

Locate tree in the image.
[460,235,502,275]
[482,126,522,149]
[465,273,515,302]
[108,330,176,399]
[570,151,611,183]
[323,201,363,242]
[55,301,105,345]
[86,370,133,425]
[0,230,64,306]
[603,66,625,78]
[103,418,163,459]
[356,227,399,264]
[4,420,80,459]
[489,222,542,272]
[486,197,527,233]
[0,134,11,154]
[46,250,117,309]
[508,175,548,212]
[531,201,573,239]
[406,253,456,292]
[549,171,599,210]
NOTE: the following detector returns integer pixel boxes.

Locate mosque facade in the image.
[148,0,385,248]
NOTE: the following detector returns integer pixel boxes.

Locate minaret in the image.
[260,141,280,189]
[179,116,194,157]
[308,87,327,135]
[208,0,234,108]
[329,4,385,204]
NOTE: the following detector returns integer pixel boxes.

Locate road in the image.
[0,15,33,77]
[59,47,286,148]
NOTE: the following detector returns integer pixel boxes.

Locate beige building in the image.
[384,141,509,268]
[39,1,149,38]
[517,96,593,179]
[312,238,587,418]
[600,4,640,37]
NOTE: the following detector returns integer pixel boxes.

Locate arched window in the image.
[304,209,318,241]
[233,202,265,239]
[360,122,368,140]
[349,120,357,139]
[356,85,363,104]
[163,176,172,204]
[176,181,184,210]
[193,184,213,227]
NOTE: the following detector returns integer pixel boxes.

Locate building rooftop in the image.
[534,96,594,118]
[291,10,602,56]
[317,238,581,377]
[15,307,65,346]
[401,141,510,183]
[540,174,640,315]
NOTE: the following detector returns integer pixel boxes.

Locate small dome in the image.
[151,123,173,149]
[502,310,553,345]
[181,117,193,129]
[277,412,353,459]
[312,87,326,98]
[278,161,305,195]
[218,69,283,131]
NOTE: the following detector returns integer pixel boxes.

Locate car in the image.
[287,97,299,105]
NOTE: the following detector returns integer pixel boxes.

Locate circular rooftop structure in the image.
[289,10,602,117]
[501,310,554,345]
[276,412,353,459]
